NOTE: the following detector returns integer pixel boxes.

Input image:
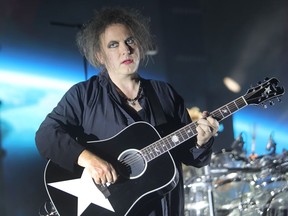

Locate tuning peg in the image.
[277,97,282,103]
[258,81,262,85]
[261,93,269,98]
[264,77,270,81]
[261,103,268,108]
[269,100,275,106]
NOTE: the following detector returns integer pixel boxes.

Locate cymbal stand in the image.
[204,165,215,216]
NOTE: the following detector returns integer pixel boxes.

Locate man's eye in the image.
[108,42,118,48]
[126,38,135,45]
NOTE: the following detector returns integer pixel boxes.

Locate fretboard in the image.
[141,96,248,162]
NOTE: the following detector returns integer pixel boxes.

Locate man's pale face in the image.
[97,24,140,77]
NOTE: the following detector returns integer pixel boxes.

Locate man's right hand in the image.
[77,149,118,185]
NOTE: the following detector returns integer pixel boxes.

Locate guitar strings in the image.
[121,97,248,168]
[119,123,199,168]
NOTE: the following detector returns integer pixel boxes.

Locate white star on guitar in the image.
[265,86,272,94]
[48,168,115,216]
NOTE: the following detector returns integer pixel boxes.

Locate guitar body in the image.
[45,122,179,216]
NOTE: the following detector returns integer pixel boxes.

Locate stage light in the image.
[146,49,158,56]
[223,77,241,93]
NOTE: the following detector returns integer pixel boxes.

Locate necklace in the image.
[126,82,142,106]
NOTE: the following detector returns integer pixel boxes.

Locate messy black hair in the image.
[76,7,154,68]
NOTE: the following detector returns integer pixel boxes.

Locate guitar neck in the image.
[141,96,248,162]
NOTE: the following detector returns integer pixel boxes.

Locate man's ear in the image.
[95,52,104,65]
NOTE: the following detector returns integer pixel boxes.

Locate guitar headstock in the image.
[244,77,285,106]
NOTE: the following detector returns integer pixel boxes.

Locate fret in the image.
[151,145,158,158]
[143,140,167,162]
[143,150,153,162]
[147,145,156,159]
[211,109,223,121]
[180,128,190,140]
[152,145,160,157]
[168,135,177,147]
[217,109,225,118]
[156,141,165,154]
[183,124,196,143]
[159,139,169,152]
[189,123,197,135]
[234,100,240,109]
[164,136,174,149]
[144,146,152,160]
[176,130,185,143]
[152,143,162,156]
[142,149,151,161]
[237,96,247,108]
[219,105,231,118]
[227,102,238,113]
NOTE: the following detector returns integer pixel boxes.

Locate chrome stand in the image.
[204,165,215,216]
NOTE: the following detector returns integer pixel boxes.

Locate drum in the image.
[184,177,210,216]
[235,160,288,216]
[255,173,288,190]
[213,173,255,212]
[183,164,206,185]
[249,174,288,216]
[263,187,288,216]
[211,152,246,169]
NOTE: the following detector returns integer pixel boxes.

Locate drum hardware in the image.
[262,187,288,216]
[254,174,287,188]
[204,166,216,216]
[184,180,210,216]
[275,161,288,174]
[213,173,241,188]
[213,172,255,211]
[211,150,248,169]
[266,133,276,156]
[184,165,216,216]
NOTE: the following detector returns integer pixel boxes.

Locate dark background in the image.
[0,0,287,215]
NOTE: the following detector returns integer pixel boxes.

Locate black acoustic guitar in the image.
[44,77,284,216]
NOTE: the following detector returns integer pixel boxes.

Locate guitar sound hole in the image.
[118,149,147,179]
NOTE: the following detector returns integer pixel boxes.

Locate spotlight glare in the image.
[0,70,74,90]
[223,77,241,93]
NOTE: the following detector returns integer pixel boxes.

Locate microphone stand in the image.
[50,21,88,81]
[0,100,7,216]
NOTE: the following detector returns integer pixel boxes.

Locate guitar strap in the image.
[144,80,167,126]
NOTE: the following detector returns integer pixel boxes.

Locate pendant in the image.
[129,100,136,106]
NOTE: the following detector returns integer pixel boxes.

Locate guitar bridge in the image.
[94,181,111,198]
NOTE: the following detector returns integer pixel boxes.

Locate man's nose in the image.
[121,43,131,55]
